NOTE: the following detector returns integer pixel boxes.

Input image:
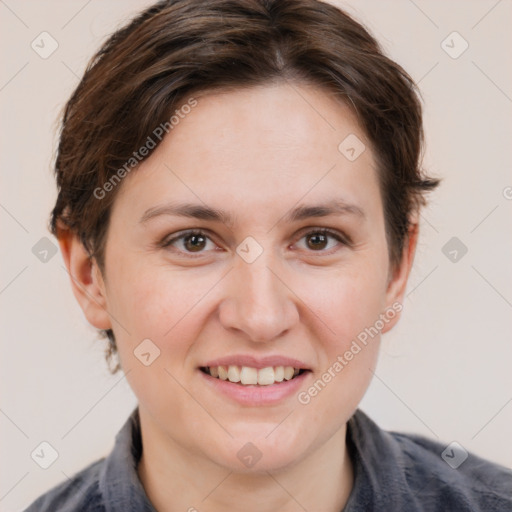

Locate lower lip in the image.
[198,369,311,406]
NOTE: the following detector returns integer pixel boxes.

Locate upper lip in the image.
[202,355,311,370]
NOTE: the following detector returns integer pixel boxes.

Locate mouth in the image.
[199,365,311,386]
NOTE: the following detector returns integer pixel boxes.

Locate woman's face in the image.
[86,82,413,472]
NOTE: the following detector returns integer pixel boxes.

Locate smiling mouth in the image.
[200,365,310,386]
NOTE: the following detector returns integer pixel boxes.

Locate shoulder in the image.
[23,458,106,512]
[347,410,512,512]
[393,430,512,509]
[24,407,154,512]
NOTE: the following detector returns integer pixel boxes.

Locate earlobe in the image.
[381,219,419,333]
[56,223,112,331]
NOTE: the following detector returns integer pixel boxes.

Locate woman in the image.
[25,0,512,510]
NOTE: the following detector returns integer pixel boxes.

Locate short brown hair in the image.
[49,0,440,372]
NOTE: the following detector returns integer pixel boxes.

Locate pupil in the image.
[185,234,206,251]
[307,233,327,250]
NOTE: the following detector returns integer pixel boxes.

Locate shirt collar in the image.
[97,406,413,512]
[343,409,418,511]
[99,406,156,512]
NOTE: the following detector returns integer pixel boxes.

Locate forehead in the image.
[112,82,380,223]
[168,82,371,170]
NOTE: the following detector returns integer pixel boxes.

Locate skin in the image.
[58,81,418,512]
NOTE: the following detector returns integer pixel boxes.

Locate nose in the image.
[218,252,299,343]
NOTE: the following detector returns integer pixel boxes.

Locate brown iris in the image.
[306,232,329,250]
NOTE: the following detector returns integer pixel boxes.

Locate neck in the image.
[137,412,354,512]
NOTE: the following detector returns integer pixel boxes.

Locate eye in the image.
[161,230,218,255]
[160,227,349,257]
[294,228,348,253]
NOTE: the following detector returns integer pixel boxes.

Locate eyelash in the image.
[160,228,351,257]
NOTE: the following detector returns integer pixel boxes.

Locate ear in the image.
[380,214,419,334]
[56,222,112,331]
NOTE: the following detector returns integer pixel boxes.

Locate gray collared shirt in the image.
[24,407,512,511]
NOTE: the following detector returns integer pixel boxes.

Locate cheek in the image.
[109,264,217,346]
[295,260,388,414]
[303,260,389,346]
[108,266,220,426]
[105,257,244,408]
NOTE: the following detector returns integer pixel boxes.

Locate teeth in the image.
[283,366,294,380]
[205,365,303,386]
[257,367,274,385]
[218,366,228,380]
[227,365,241,382]
[274,366,284,382]
[240,366,258,385]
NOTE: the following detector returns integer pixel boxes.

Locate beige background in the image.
[1,0,511,510]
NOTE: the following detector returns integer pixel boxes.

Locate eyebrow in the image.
[139,199,365,227]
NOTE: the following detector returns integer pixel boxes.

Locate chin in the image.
[218,451,303,475]
[206,428,310,474]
